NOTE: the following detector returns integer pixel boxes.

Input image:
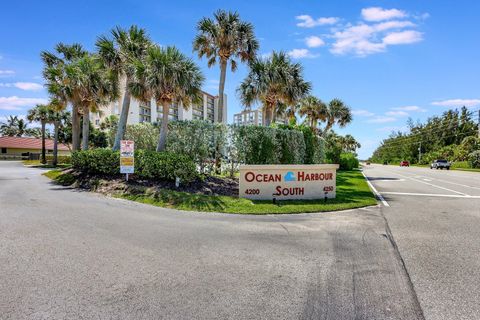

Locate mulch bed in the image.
[64,169,239,197]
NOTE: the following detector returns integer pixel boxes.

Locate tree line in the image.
[370,107,479,166]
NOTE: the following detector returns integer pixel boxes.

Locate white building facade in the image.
[233,108,287,126]
[92,90,227,127]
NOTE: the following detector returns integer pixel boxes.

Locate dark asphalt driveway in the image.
[0,161,423,320]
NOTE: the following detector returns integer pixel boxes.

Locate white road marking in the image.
[427,177,480,191]
[381,192,480,199]
[362,171,390,207]
[389,171,470,196]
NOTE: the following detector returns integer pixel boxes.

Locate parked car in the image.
[430,159,451,170]
[400,161,410,167]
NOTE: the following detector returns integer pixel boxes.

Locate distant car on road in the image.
[430,159,451,170]
[366,161,371,165]
[383,161,388,165]
[400,161,410,167]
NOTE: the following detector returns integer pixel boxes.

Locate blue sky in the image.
[1,0,479,158]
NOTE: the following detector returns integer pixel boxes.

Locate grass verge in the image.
[42,169,76,186]
[117,170,377,214]
[24,160,71,169]
[43,169,377,214]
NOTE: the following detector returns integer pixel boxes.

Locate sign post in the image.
[120,140,134,181]
[239,164,339,200]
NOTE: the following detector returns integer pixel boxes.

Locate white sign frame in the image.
[239,164,339,200]
[120,140,135,174]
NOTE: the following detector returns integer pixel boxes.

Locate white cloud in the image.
[385,110,409,117]
[287,48,318,59]
[374,20,416,32]
[391,105,426,112]
[383,30,423,45]
[305,36,325,48]
[0,96,48,110]
[431,99,480,108]
[0,82,43,91]
[0,70,15,77]
[361,7,407,22]
[296,15,339,28]
[352,109,374,116]
[367,116,397,123]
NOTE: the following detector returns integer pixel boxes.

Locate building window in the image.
[1,148,6,154]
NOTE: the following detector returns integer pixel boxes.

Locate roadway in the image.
[363,164,480,320]
[1,161,479,319]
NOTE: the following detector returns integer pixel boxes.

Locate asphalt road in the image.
[0,161,423,320]
[1,161,478,319]
[363,164,480,320]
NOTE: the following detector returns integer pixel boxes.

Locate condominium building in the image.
[91,90,227,127]
[233,108,287,126]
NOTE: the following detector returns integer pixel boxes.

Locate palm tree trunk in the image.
[82,107,90,150]
[71,104,81,151]
[264,105,273,126]
[217,60,227,123]
[41,121,46,164]
[156,102,169,152]
[53,120,59,166]
[113,78,131,150]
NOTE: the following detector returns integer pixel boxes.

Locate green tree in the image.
[238,51,311,126]
[96,25,152,150]
[0,116,29,136]
[27,104,50,164]
[47,100,70,166]
[41,43,88,151]
[298,95,327,130]
[193,10,259,123]
[66,53,118,150]
[321,99,353,134]
[130,45,204,151]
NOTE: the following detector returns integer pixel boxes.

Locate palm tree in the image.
[41,43,88,151]
[339,134,361,152]
[96,25,151,150]
[66,53,118,150]
[0,116,29,136]
[238,51,311,126]
[130,45,204,151]
[193,10,259,123]
[47,100,70,166]
[298,96,327,129]
[322,98,353,134]
[27,104,50,164]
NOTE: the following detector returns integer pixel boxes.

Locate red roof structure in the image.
[0,136,70,151]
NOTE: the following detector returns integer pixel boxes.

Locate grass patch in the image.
[42,169,76,186]
[117,170,377,214]
[23,160,71,169]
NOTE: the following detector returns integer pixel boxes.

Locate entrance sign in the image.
[239,164,339,200]
[120,140,134,174]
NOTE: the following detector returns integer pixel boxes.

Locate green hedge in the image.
[72,149,198,183]
[72,149,120,175]
[135,150,198,183]
[339,152,359,170]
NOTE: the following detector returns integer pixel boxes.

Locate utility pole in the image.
[418,141,422,164]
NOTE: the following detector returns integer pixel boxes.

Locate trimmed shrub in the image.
[468,150,480,168]
[125,123,159,151]
[135,150,198,183]
[339,152,359,170]
[72,149,120,175]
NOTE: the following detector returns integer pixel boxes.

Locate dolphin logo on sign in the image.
[284,171,296,182]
